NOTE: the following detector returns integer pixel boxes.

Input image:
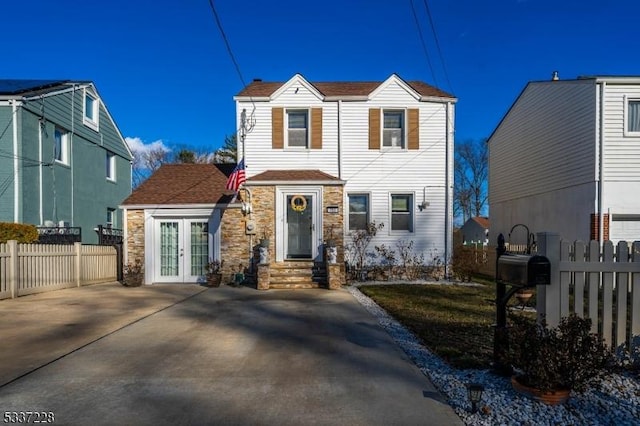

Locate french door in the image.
[155,218,209,283]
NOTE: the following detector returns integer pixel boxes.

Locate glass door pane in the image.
[190,221,209,276]
[160,222,179,277]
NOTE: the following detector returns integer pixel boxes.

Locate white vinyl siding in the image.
[238,75,454,256]
[603,87,640,181]
[489,81,597,204]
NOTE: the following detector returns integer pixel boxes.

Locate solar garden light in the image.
[466,383,484,413]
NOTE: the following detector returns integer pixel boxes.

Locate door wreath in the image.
[290,195,307,212]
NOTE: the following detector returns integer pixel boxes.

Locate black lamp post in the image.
[466,383,484,413]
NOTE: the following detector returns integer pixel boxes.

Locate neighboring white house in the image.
[460,216,489,246]
[488,75,640,244]
[234,73,457,271]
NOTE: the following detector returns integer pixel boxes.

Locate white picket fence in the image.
[536,233,640,360]
[0,240,117,300]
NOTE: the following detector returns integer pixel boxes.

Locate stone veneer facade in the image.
[126,209,145,266]
[125,184,345,287]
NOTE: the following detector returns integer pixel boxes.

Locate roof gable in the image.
[270,74,324,101]
[235,76,454,101]
[121,163,236,206]
[368,74,421,101]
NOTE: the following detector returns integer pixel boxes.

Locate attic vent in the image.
[253,78,262,82]
[551,71,559,81]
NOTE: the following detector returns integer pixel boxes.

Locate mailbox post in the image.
[494,233,551,375]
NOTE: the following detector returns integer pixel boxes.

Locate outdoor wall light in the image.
[466,383,484,413]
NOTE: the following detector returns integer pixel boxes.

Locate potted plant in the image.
[121,258,144,287]
[515,288,534,305]
[507,314,610,404]
[205,259,223,287]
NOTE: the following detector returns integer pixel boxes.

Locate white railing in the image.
[0,240,117,300]
[536,233,640,360]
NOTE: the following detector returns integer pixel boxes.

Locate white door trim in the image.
[143,208,220,284]
[275,186,323,262]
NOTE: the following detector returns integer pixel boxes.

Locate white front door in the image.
[155,218,209,283]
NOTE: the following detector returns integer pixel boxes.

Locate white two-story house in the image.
[489,75,640,244]
[121,74,456,287]
[235,73,456,284]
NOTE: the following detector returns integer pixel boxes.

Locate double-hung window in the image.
[106,151,115,181]
[348,194,370,230]
[54,127,68,165]
[287,110,308,148]
[383,110,405,148]
[391,194,413,232]
[83,91,99,130]
[627,99,640,136]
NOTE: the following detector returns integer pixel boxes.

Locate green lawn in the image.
[359,280,533,369]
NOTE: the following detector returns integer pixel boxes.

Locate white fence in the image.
[536,233,640,360]
[0,240,117,300]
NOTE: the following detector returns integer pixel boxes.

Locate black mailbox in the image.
[496,254,551,287]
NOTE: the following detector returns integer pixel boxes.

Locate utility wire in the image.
[422,0,454,94]
[207,0,256,114]
[409,0,438,87]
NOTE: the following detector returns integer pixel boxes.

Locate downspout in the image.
[70,85,76,226]
[337,100,343,179]
[598,82,606,243]
[12,100,19,223]
[38,113,43,225]
[445,101,453,279]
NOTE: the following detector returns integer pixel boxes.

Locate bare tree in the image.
[454,138,488,224]
[132,146,170,188]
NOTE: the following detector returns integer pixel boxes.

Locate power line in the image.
[422,0,454,94]
[409,0,438,87]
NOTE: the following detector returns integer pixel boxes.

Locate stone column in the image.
[257,263,270,290]
[327,263,341,290]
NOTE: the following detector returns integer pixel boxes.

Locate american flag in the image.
[225,159,246,192]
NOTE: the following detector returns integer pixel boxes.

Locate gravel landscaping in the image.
[348,284,640,425]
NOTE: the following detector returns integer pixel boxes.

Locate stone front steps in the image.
[268,261,326,289]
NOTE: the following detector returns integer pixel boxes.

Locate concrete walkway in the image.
[0,283,462,425]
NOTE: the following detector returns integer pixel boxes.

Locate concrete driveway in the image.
[0,283,461,425]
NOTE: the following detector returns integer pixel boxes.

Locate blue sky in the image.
[3,0,639,155]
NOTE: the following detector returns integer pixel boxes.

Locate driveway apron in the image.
[0,285,462,425]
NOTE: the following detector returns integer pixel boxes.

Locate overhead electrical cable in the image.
[409,0,438,87]
[422,0,454,94]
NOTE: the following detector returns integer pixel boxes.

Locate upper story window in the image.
[83,91,99,131]
[287,109,308,148]
[348,194,370,230]
[627,99,640,136]
[106,151,115,181]
[383,110,405,148]
[54,127,68,165]
[391,194,413,232]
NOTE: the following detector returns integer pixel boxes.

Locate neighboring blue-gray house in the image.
[0,80,132,243]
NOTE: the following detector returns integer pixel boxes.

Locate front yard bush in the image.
[0,222,39,243]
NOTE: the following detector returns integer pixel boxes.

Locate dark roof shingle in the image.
[237,78,454,99]
[122,163,236,205]
[0,80,69,95]
[249,170,341,182]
